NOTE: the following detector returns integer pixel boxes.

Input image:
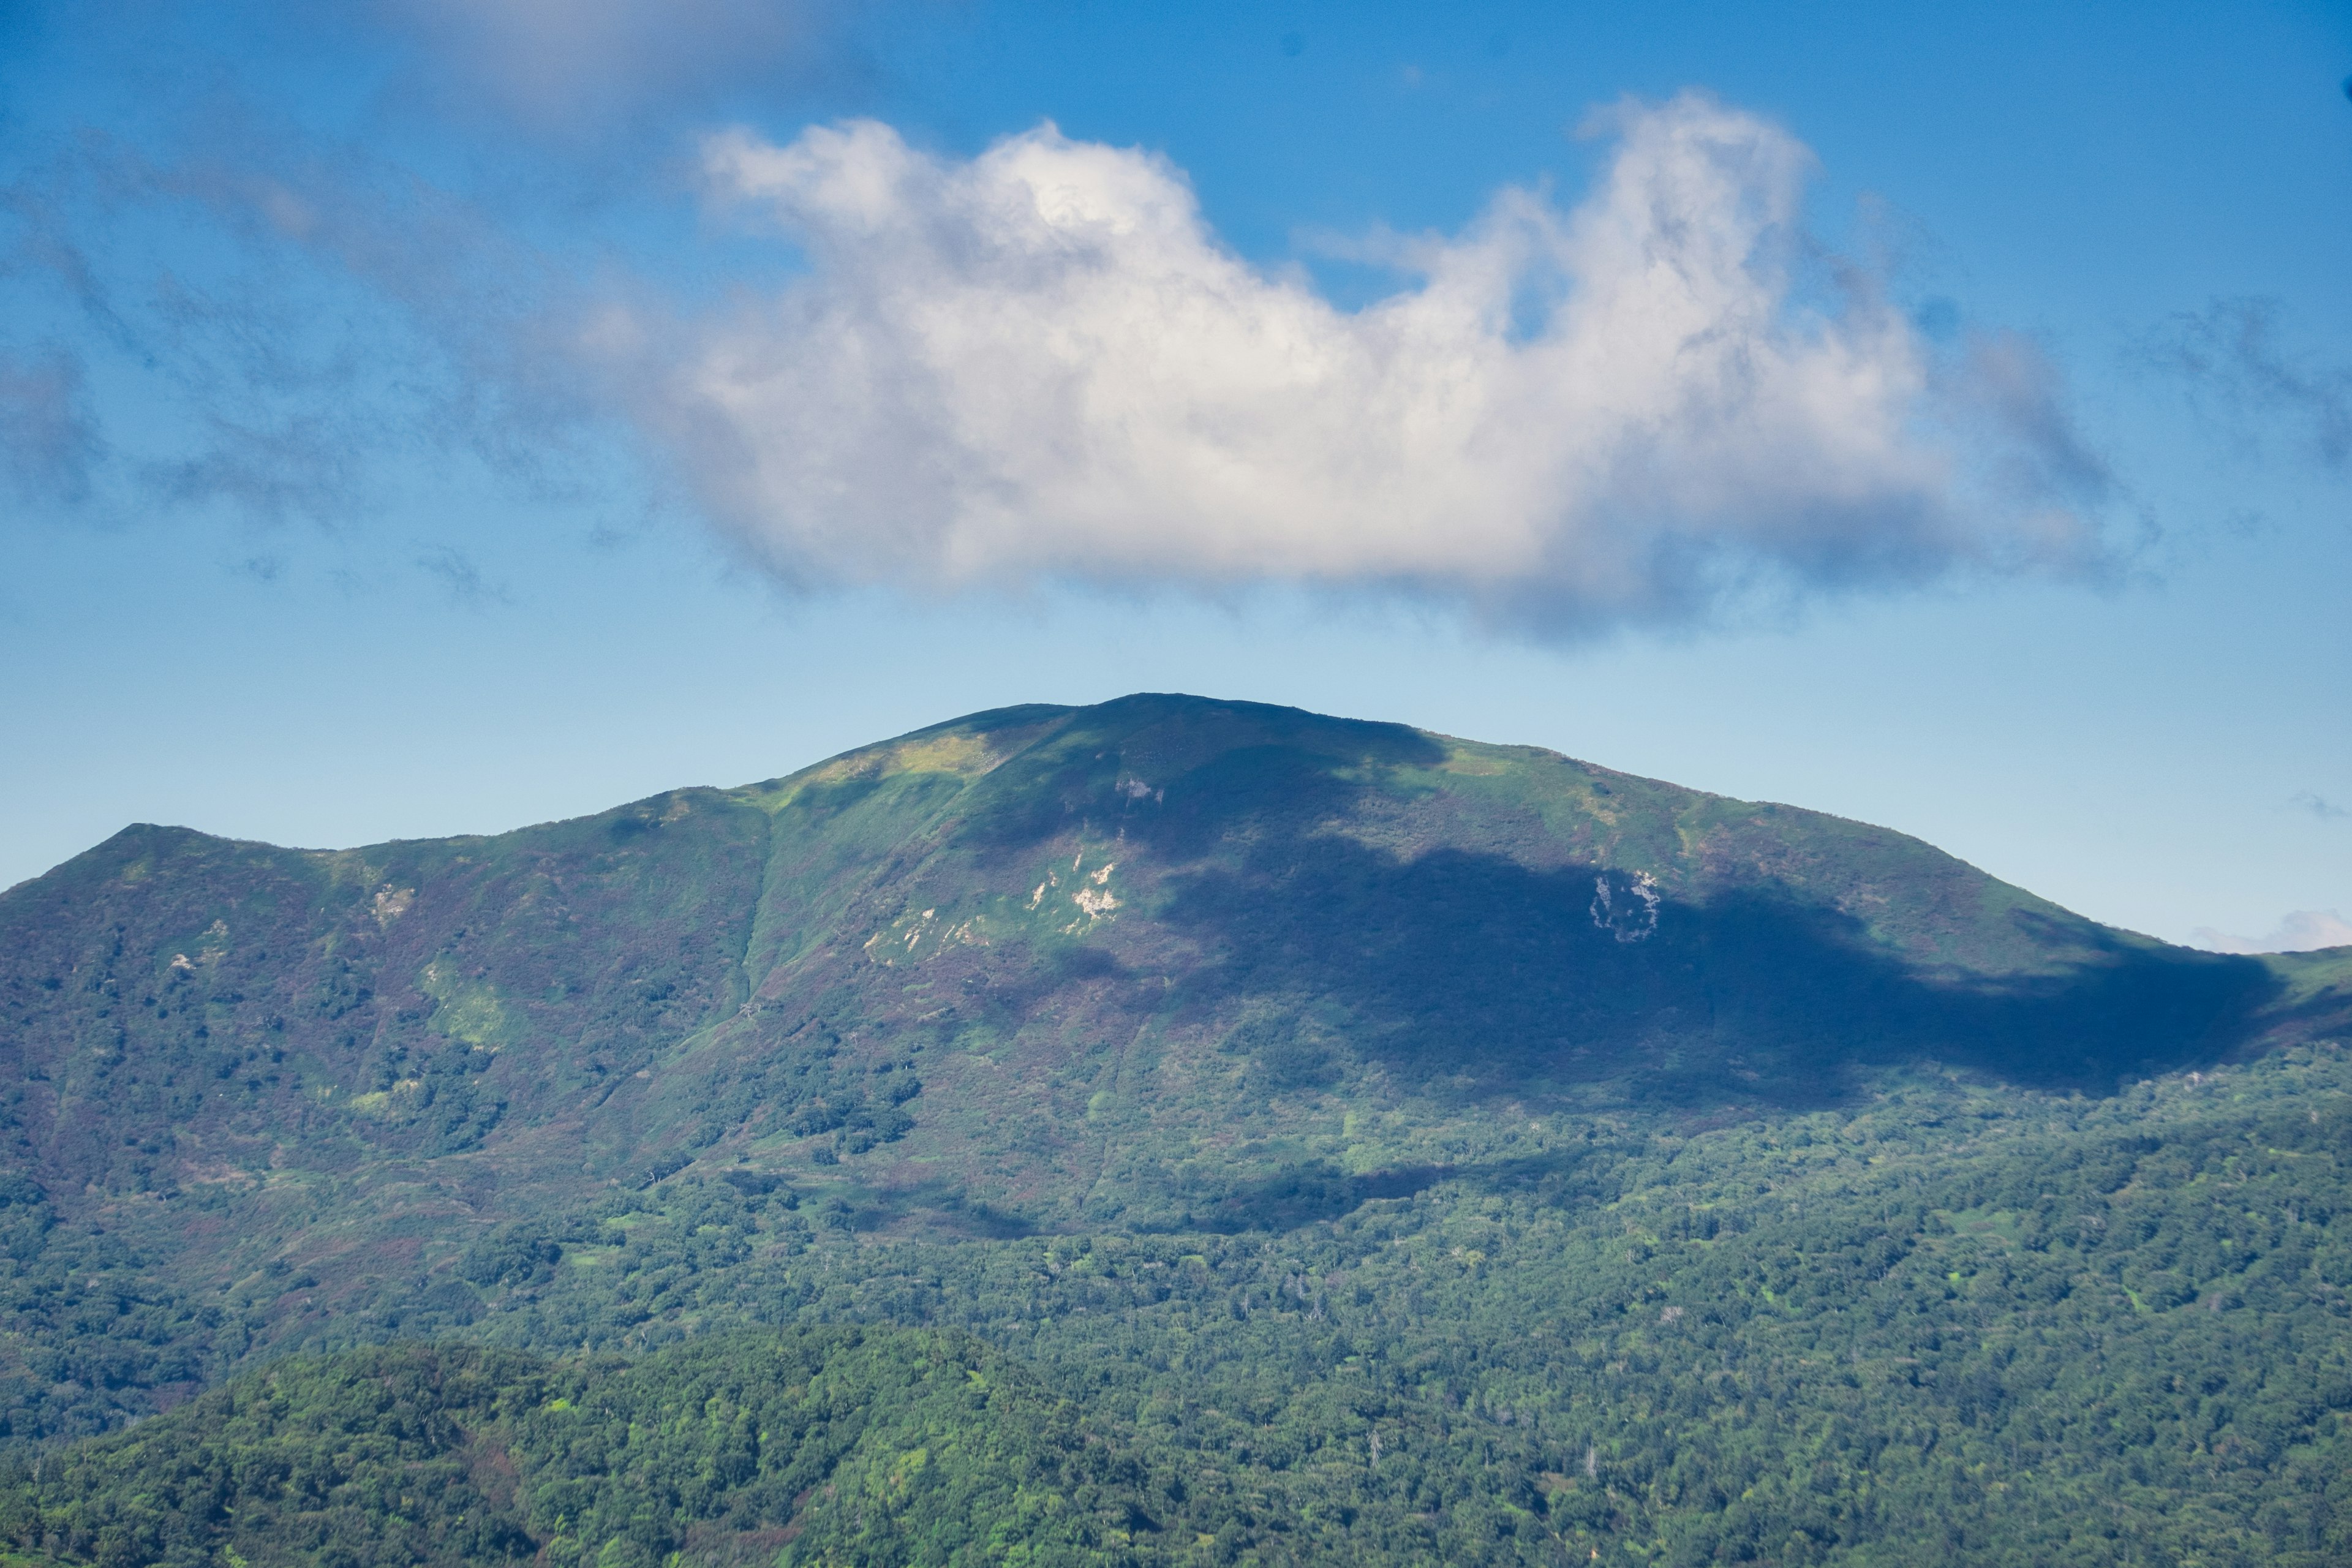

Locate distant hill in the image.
[3,695,2350,1565]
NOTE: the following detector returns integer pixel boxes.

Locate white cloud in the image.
[2188,910,2352,954]
[589,92,2111,631]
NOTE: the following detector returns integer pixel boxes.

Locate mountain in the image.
[3,693,2350,1566]
[2,693,2335,1222]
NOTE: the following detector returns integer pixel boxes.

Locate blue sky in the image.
[2,0,2347,949]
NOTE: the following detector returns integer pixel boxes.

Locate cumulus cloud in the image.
[7,75,2114,631]
[2188,910,2352,955]
[590,92,2112,631]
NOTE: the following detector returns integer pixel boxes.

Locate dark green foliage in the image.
[0,1183,230,1442]
[12,1048,2352,1563]
[0,1331,1164,1568]
[513,1329,1145,1567]
[0,1342,546,1568]
[409,1045,2352,1566]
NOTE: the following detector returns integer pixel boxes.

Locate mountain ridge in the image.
[7,692,2343,1215]
[47,689,2345,966]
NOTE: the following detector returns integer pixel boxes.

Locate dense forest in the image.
[2,696,2349,1564]
[6,1042,2351,1565]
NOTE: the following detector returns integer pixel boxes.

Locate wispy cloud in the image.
[0,347,105,507]
[416,545,513,607]
[2294,790,2349,820]
[2188,909,2352,954]
[1,114,606,529]
[140,414,368,526]
[2134,297,2351,472]
[377,0,866,137]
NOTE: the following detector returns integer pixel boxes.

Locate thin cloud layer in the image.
[2190,909,2352,955]
[597,94,2111,630]
[3,112,610,529]
[2136,297,2351,472]
[0,348,104,507]
[382,0,852,135]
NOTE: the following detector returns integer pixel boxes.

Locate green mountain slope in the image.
[1,695,2328,1223]
[2,694,2350,1564]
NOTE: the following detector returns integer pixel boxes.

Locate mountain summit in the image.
[5,694,2341,1243]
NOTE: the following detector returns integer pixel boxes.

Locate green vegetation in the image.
[9,1046,2352,1564]
[0,1331,1162,1568]
[1,695,2348,1563]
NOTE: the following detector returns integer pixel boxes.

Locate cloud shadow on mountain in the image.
[1144,803,2279,1111]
